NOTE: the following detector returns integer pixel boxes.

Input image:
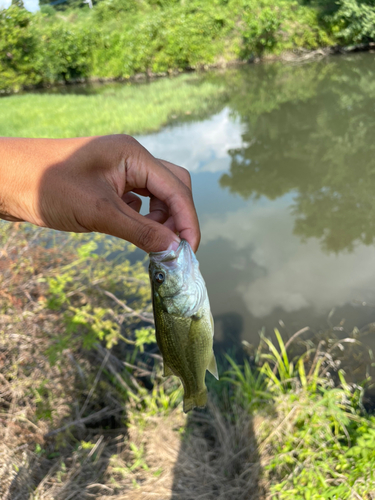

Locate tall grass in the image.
[225,326,375,498]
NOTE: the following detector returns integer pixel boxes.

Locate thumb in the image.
[94,198,180,253]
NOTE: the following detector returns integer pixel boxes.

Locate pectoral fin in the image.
[163,363,174,378]
[207,352,219,380]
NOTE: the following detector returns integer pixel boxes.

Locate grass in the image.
[0,73,227,138]
[1,223,375,499]
[0,222,264,499]
[226,327,375,498]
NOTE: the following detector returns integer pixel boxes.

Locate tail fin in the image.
[183,388,208,413]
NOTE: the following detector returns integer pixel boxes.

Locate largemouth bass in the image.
[149,239,218,413]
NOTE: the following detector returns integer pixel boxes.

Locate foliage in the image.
[224,355,272,408]
[36,22,94,82]
[91,2,233,78]
[2,0,373,92]
[93,0,146,22]
[266,394,375,498]
[226,325,375,498]
[305,0,375,45]
[330,0,375,45]
[241,0,284,57]
[240,0,331,57]
[0,5,39,91]
[39,4,57,16]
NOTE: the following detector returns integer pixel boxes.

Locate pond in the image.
[4,52,375,360]
[135,52,375,358]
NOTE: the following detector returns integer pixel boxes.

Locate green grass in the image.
[225,328,375,498]
[0,73,226,137]
[2,222,375,498]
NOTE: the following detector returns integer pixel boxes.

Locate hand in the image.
[0,135,200,253]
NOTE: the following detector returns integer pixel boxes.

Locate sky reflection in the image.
[137,54,375,343]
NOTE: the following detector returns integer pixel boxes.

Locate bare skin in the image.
[0,135,200,253]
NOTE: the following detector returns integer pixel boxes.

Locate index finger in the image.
[126,146,201,252]
[145,159,192,227]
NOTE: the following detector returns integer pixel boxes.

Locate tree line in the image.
[1,0,375,91]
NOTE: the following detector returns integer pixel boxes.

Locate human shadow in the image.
[170,402,266,500]
[169,310,267,500]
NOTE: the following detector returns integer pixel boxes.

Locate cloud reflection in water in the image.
[201,201,375,318]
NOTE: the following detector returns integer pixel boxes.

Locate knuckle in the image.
[116,134,143,161]
[174,164,191,187]
[181,182,193,199]
[122,134,140,148]
[137,223,160,251]
[181,168,192,188]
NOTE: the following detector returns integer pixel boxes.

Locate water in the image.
[135,52,375,357]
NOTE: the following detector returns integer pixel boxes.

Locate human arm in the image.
[0,135,200,253]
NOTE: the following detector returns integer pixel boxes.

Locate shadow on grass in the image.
[1,339,132,500]
[170,404,266,500]
[2,334,268,500]
[1,214,267,499]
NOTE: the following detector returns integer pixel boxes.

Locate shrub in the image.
[331,0,375,44]
[241,0,284,57]
[36,22,95,82]
[92,3,232,78]
[0,5,39,90]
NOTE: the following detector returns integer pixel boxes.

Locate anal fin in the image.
[207,352,219,380]
[163,363,173,378]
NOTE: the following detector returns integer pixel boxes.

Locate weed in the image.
[226,324,375,498]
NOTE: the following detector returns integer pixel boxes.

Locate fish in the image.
[149,239,218,413]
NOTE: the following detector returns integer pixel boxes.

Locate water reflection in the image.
[220,53,375,254]
[136,107,245,174]
[137,53,375,346]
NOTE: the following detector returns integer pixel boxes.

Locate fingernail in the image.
[167,239,180,252]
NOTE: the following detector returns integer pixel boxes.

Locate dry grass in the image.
[0,319,267,499]
[0,223,268,500]
[0,319,266,499]
[171,404,266,500]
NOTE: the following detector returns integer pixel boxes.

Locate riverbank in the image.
[3,50,375,141]
[1,0,375,92]
[1,41,374,97]
[1,224,375,499]
[0,74,229,137]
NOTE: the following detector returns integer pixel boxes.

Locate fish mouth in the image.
[149,239,190,264]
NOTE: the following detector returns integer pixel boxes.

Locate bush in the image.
[93,0,142,23]
[40,4,57,16]
[241,0,332,58]
[331,0,375,44]
[0,5,39,90]
[1,0,375,91]
[36,22,95,82]
[241,0,284,57]
[92,3,232,78]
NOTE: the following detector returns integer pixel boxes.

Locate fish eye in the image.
[154,271,165,284]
